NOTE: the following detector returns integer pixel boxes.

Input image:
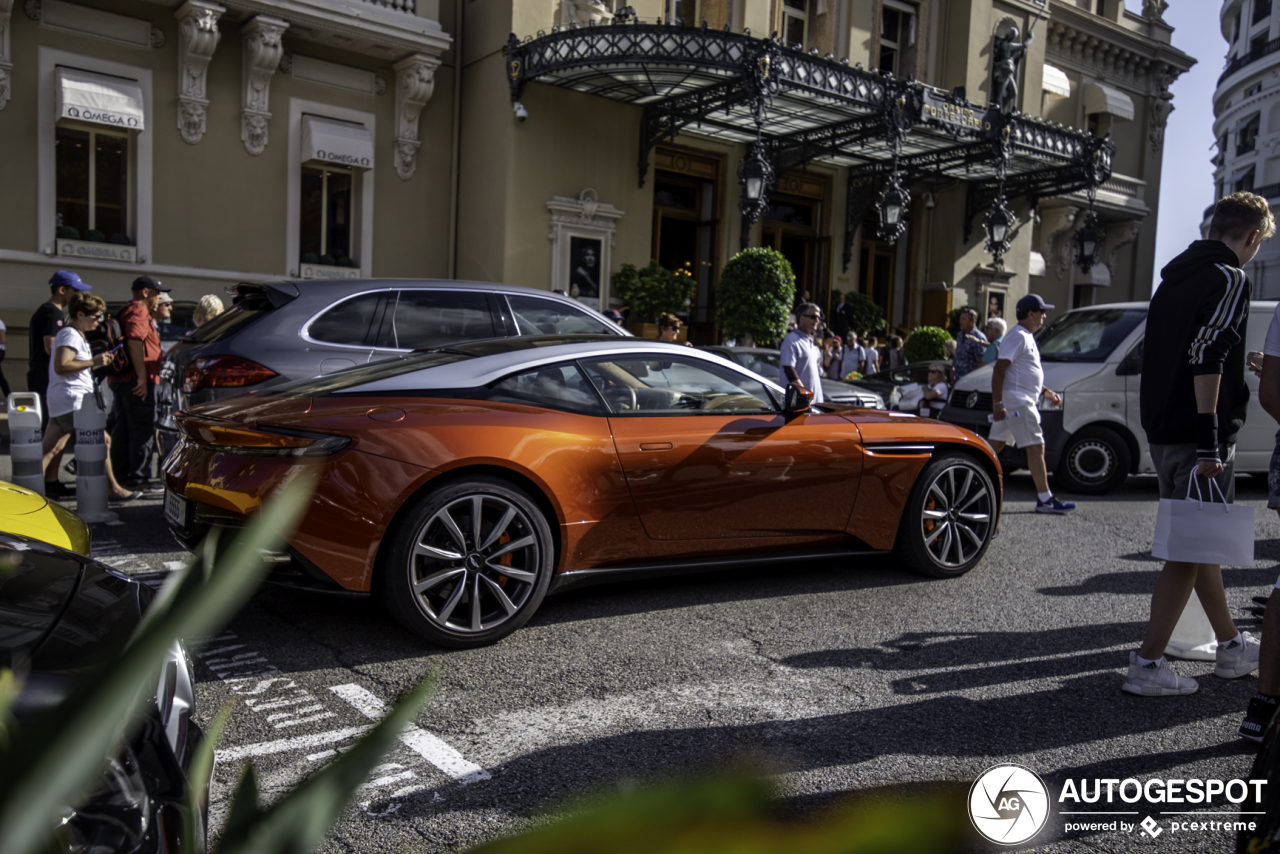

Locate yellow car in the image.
[0,480,90,555]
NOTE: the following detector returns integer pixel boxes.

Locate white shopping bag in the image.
[1152,477,1255,567]
[1164,590,1218,661]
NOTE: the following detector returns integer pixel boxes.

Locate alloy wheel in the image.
[406,494,543,635]
[920,463,995,569]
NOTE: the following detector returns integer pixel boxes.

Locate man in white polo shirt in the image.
[989,293,1075,514]
[779,303,824,404]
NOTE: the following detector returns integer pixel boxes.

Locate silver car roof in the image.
[343,338,787,394]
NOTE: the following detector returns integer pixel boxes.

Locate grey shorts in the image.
[1150,442,1235,502]
[51,411,77,436]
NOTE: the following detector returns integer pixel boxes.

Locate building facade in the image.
[1211,0,1280,296]
[0,0,1193,378]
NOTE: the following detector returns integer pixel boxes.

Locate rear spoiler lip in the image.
[228,281,300,308]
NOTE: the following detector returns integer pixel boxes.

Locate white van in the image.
[941,301,1279,494]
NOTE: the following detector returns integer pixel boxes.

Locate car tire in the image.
[1055,426,1131,495]
[382,476,554,648]
[894,453,998,578]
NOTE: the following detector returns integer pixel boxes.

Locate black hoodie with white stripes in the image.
[1140,239,1251,446]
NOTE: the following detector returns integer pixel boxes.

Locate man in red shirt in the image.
[109,275,168,488]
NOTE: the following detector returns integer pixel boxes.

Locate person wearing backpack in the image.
[108,276,168,490]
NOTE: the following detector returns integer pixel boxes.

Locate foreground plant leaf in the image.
[0,475,314,854]
[215,676,436,854]
[466,777,974,854]
[182,698,236,854]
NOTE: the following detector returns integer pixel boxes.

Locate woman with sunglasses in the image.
[919,363,950,418]
[657,313,692,346]
[41,292,142,502]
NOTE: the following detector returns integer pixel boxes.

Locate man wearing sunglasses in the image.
[779,304,825,404]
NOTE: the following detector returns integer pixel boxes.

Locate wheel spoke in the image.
[487,535,536,560]
[929,483,951,511]
[925,520,949,546]
[939,525,954,562]
[956,522,985,548]
[413,542,463,562]
[947,467,957,503]
[485,560,537,583]
[478,506,517,551]
[413,566,465,594]
[958,489,988,512]
[435,506,469,553]
[470,575,483,632]
[957,469,974,506]
[953,528,967,564]
[923,509,948,519]
[471,496,484,549]
[479,574,519,616]
[958,512,990,523]
[434,576,467,623]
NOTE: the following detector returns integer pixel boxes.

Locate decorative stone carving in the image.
[150,26,164,48]
[1142,0,1168,23]
[240,16,287,155]
[0,0,12,110]
[374,75,387,96]
[561,0,611,26]
[1149,64,1176,153]
[393,52,439,180]
[278,53,293,74]
[175,1,223,145]
[1039,203,1080,278]
[1107,220,1142,273]
[23,0,38,20]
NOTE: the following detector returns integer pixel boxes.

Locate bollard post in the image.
[7,393,45,496]
[72,399,118,524]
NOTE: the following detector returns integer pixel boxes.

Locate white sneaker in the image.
[1122,652,1198,696]
[1215,632,1261,679]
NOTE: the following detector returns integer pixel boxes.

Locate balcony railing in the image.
[1219,35,1280,84]
[361,0,417,12]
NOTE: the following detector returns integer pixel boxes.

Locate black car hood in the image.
[0,533,148,715]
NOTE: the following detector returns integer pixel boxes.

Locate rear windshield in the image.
[268,351,474,396]
[1036,308,1146,362]
[186,303,270,344]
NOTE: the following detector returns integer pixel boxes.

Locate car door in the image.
[368,289,500,360]
[580,353,863,540]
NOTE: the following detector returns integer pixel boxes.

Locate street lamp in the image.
[877,172,908,244]
[738,142,774,248]
[983,195,1015,264]
[1073,210,1105,273]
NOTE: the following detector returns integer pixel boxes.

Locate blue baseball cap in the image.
[49,270,91,291]
[1015,293,1054,314]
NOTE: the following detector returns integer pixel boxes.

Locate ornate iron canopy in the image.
[503,21,1114,267]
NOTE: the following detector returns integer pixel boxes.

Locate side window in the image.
[389,290,496,350]
[507,295,616,336]
[580,356,777,415]
[487,363,605,414]
[308,292,383,347]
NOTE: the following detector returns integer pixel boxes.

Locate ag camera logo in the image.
[969,764,1050,845]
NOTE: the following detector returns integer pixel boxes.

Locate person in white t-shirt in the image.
[919,363,948,417]
[989,293,1075,514]
[40,292,141,502]
[840,332,864,378]
[779,303,825,403]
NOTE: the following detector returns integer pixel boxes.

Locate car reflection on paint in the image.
[163,336,1001,648]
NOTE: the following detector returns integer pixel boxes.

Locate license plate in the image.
[164,489,190,528]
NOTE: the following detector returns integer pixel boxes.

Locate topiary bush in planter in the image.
[843,291,886,338]
[613,260,695,323]
[903,326,953,363]
[715,248,795,347]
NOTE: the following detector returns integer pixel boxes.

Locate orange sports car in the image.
[163,336,1001,647]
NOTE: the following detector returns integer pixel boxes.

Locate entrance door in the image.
[652,149,722,343]
[858,230,896,324]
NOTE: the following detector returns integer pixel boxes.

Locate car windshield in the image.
[736,350,780,376]
[1036,308,1146,362]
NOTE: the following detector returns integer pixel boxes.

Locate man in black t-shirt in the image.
[27,270,90,432]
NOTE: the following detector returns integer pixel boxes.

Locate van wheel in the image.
[1056,426,1131,494]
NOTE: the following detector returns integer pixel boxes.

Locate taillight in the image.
[207,425,351,457]
[182,356,277,394]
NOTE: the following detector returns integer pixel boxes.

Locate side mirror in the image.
[783,384,813,415]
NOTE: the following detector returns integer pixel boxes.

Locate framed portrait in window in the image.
[568,236,604,301]
[985,289,1006,324]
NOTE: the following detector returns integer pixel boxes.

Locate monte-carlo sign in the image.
[921,89,998,135]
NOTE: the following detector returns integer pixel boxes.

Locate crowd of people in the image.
[23,271,224,500]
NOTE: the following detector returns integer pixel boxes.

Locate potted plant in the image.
[613,260,696,339]
[902,326,953,363]
[714,248,795,347]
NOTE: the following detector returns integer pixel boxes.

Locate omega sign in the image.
[921,90,995,134]
[62,107,140,128]
[315,149,371,168]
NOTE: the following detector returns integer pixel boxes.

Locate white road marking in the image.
[163,560,186,572]
[215,726,373,762]
[330,684,490,784]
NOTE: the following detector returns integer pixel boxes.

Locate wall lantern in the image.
[738,142,775,248]
[983,195,1015,264]
[877,172,908,244]
[1073,210,1105,273]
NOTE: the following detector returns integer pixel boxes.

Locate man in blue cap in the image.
[28,271,90,498]
[988,293,1074,515]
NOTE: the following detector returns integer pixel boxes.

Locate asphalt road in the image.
[9,458,1280,852]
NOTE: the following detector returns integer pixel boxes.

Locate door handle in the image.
[639,442,673,451]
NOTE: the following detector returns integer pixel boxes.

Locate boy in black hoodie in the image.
[1124,192,1274,698]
